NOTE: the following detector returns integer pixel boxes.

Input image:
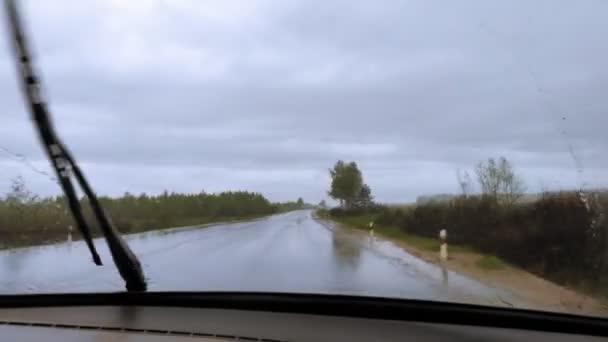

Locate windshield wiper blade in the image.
[4,0,147,292]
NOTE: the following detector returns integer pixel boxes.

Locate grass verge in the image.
[329,213,478,254]
[476,255,508,270]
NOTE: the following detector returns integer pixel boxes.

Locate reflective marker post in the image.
[439,229,448,261]
[369,221,375,238]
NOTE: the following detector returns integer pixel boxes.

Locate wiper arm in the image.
[4,0,147,292]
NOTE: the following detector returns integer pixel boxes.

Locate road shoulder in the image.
[314,213,608,317]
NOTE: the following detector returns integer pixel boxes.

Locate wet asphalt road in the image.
[0,210,524,307]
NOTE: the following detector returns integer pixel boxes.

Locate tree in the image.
[475,157,525,205]
[296,197,304,208]
[353,183,374,209]
[5,176,38,226]
[318,199,327,209]
[328,160,363,209]
[456,169,473,197]
[6,176,36,205]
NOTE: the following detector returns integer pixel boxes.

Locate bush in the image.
[329,204,385,218]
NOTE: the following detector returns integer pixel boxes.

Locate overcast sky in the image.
[1,0,607,203]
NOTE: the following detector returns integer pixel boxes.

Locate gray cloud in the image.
[1,0,608,202]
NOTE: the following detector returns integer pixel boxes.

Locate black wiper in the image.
[4,0,147,292]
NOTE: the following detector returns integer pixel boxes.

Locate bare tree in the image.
[475,157,525,205]
[476,158,499,198]
[456,169,473,197]
[6,176,37,205]
[499,157,526,205]
[5,176,38,226]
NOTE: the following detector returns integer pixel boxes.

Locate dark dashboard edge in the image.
[0,292,606,337]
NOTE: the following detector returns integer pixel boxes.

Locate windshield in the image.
[1,0,608,318]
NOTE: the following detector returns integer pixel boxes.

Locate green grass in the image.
[476,255,508,270]
[330,213,441,252]
[326,212,479,255]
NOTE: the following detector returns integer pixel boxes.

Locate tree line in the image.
[327,157,526,208]
[0,177,304,249]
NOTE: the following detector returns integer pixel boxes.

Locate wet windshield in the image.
[1,0,608,318]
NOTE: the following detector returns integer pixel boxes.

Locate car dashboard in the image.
[0,293,606,341]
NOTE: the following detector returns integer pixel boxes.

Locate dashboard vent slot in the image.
[0,320,286,341]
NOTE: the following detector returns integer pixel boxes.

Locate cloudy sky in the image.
[1,0,607,203]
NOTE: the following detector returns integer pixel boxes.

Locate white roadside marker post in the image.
[439,229,448,261]
[67,224,73,243]
[369,221,375,238]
